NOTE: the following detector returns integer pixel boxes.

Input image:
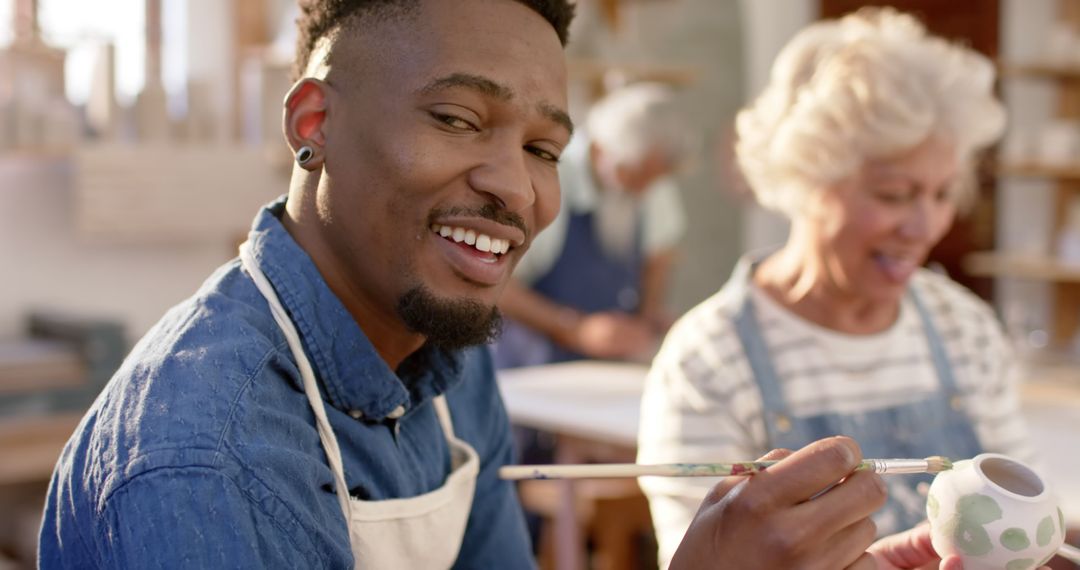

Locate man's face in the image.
[312,0,569,346]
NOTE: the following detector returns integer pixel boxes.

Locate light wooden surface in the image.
[498,361,649,570]
[0,340,85,394]
[997,161,1080,181]
[999,62,1080,82]
[498,360,1080,530]
[963,251,1080,283]
[0,412,82,487]
[498,360,646,448]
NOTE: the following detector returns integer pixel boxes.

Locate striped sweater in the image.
[637,266,1034,568]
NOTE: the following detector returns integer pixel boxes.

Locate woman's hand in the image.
[867,524,959,570]
[867,524,1050,570]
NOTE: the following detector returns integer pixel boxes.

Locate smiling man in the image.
[39,1,964,569]
[40,1,571,567]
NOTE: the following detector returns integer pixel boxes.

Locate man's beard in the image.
[397,286,502,351]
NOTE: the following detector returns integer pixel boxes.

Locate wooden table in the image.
[497,360,1080,569]
[498,361,649,570]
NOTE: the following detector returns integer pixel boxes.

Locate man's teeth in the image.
[431,224,510,254]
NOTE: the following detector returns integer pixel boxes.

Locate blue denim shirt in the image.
[39,198,535,569]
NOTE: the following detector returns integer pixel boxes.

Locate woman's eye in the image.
[874,190,909,204]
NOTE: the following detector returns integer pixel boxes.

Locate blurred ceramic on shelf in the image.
[927,454,1065,570]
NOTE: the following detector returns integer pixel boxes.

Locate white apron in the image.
[240,243,479,569]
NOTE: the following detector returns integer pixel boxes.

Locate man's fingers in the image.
[791,468,887,543]
[701,448,793,507]
[811,517,879,570]
[762,448,793,461]
[750,436,864,507]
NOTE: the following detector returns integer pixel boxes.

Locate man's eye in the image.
[433,113,477,131]
[527,146,560,163]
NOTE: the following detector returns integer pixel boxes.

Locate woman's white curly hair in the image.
[735,7,1005,218]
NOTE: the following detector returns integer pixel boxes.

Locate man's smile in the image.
[428,216,524,286]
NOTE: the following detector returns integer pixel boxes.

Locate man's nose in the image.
[467,145,533,213]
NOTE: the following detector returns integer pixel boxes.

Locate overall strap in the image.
[908,287,960,396]
[432,395,456,441]
[732,285,791,448]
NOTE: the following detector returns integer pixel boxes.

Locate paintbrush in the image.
[498,456,953,480]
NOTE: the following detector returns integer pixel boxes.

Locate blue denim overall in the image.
[730,267,983,536]
[491,210,642,369]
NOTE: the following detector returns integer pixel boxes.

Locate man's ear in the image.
[283,78,331,169]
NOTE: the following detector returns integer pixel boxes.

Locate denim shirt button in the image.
[349,410,364,420]
[387,405,406,419]
[774,413,792,433]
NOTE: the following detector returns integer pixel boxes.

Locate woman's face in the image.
[802,134,960,305]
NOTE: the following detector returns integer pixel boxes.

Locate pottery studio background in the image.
[2,0,1080,568]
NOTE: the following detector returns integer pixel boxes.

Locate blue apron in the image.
[730,262,983,536]
[491,210,643,369]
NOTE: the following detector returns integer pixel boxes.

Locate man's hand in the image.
[669,437,887,570]
[868,524,1052,570]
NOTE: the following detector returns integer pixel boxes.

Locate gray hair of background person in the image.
[734,7,1006,219]
[586,82,696,168]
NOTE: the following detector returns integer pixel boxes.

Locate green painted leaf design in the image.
[1037,515,1055,547]
[1000,528,1031,551]
[949,494,1003,556]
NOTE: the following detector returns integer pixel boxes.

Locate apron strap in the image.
[432,395,456,440]
[239,242,354,527]
[733,293,790,448]
[907,288,960,396]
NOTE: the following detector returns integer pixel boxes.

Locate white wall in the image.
[0,156,236,342]
[184,0,233,141]
[736,0,816,252]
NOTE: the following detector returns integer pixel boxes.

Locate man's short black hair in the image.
[293,0,575,81]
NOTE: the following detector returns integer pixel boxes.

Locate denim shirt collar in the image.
[244,197,466,420]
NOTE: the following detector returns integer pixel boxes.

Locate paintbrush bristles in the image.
[925,456,952,474]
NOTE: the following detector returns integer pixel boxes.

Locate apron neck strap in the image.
[239,242,354,525]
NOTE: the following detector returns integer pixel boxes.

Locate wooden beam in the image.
[13,0,39,44]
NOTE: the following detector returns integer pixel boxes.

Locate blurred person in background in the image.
[491,82,692,369]
[638,8,1037,567]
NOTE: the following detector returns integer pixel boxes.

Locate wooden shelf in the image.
[999,61,1080,81]
[996,161,1080,181]
[963,251,1080,282]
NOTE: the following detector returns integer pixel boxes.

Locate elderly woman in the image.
[638,8,1036,566]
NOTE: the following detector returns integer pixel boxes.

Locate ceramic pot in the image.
[927,453,1065,570]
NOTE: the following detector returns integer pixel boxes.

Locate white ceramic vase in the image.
[927,453,1065,570]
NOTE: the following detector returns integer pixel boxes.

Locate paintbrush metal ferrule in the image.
[862,458,931,474]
